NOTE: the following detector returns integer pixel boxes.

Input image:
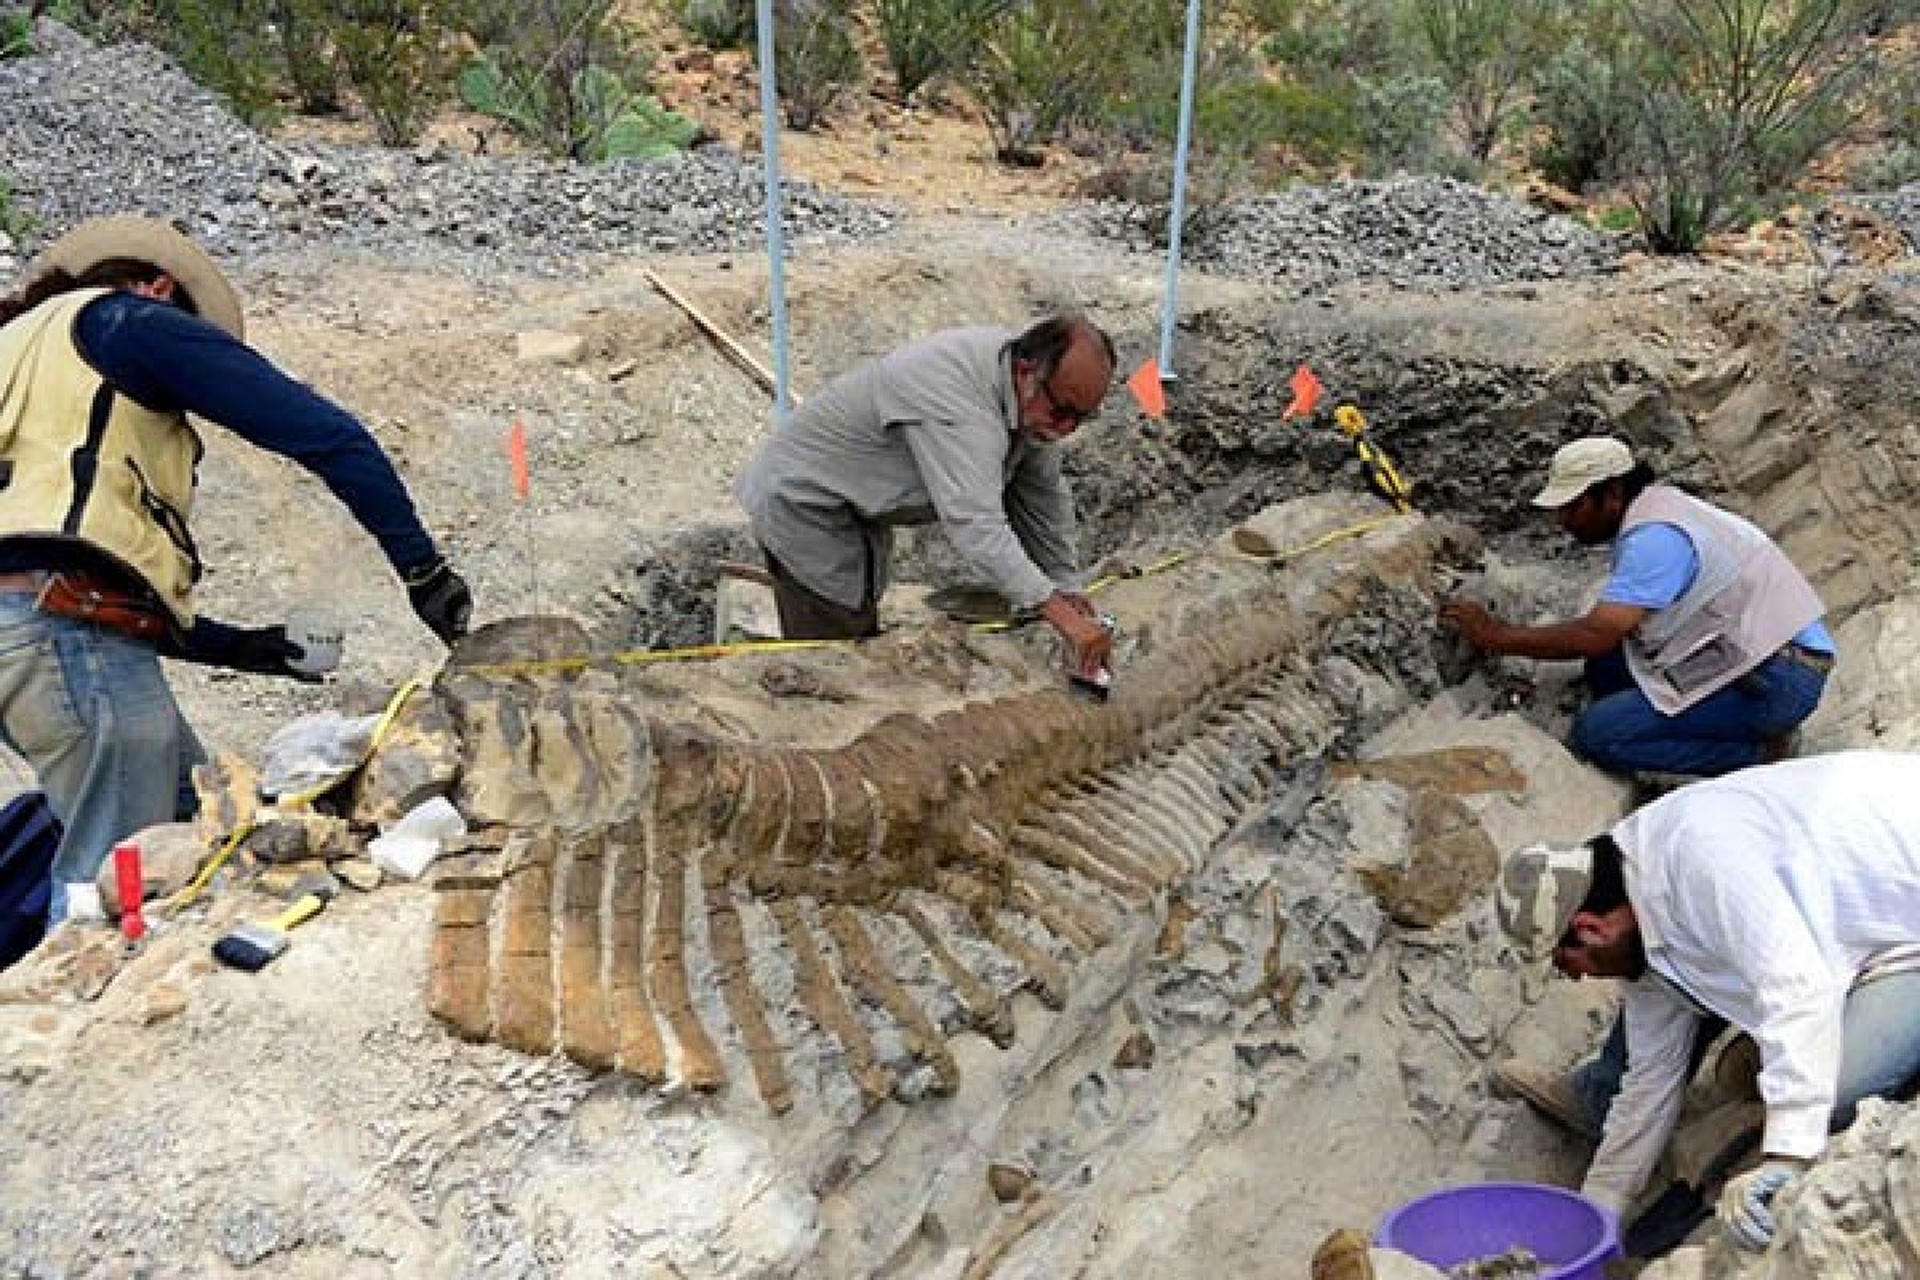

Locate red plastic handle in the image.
[113,843,145,941]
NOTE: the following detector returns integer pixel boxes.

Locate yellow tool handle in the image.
[266,893,326,933]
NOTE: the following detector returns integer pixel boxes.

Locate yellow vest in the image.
[0,289,203,623]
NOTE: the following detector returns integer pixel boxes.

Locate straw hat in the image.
[32,215,244,340]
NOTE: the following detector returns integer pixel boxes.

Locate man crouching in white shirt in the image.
[1496,750,1920,1252]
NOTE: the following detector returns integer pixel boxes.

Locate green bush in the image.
[1858,143,1920,190]
[1607,0,1883,252]
[0,172,32,240]
[680,0,753,49]
[1,9,32,58]
[1528,33,1636,192]
[967,0,1107,163]
[270,0,343,114]
[330,0,463,145]
[1404,0,1561,162]
[1593,204,1639,233]
[1191,78,1360,171]
[1356,71,1450,173]
[768,0,862,132]
[150,0,286,125]
[457,0,657,159]
[874,0,1010,102]
[462,53,699,161]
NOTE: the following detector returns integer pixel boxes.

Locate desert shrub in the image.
[329,0,463,144]
[967,0,1109,164]
[1355,71,1450,172]
[1254,0,1398,71]
[1859,144,1920,189]
[679,0,753,48]
[767,0,862,132]
[268,0,343,114]
[1,9,32,57]
[1404,0,1562,162]
[1189,78,1360,170]
[874,0,1010,102]
[1593,204,1640,233]
[462,54,699,161]
[147,0,285,124]
[457,0,675,159]
[1852,52,1920,187]
[1528,31,1637,192]
[0,171,32,240]
[1609,0,1883,252]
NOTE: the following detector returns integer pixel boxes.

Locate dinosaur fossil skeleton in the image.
[421,498,1454,1111]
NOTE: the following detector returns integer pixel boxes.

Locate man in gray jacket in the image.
[735,313,1116,675]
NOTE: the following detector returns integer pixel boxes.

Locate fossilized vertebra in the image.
[420,496,1461,1109]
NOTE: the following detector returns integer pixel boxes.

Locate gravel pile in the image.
[1847,181,1920,256]
[0,20,895,275]
[1056,175,1624,294]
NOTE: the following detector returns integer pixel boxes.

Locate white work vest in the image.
[1620,486,1823,714]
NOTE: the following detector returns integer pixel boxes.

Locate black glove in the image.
[161,619,320,683]
[404,557,472,645]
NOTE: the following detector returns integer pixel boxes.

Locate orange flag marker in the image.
[507,418,530,500]
[1126,358,1167,420]
[1283,365,1324,420]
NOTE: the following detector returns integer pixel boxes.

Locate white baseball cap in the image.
[1531,437,1635,509]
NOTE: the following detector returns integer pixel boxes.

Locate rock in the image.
[986,1163,1032,1203]
[242,814,357,865]
[758,662,855,702]
[0,925,131,1004]
[515,329,588,366]
[256,863,338,899]
[349,690,462,829]
[715,574,781,644]
[1113,1029,1156,1069]
[139,981,188,1025]
[193,753,262,848]
[95,822,207,915]
[335,858,382,892]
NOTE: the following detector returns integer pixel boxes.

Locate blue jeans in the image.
[0,591,202,923]
[1571,971,1920,1135]
[1571,647,1827,778]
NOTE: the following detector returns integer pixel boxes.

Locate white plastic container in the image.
[284,612,344,678]
[369,795,467,881]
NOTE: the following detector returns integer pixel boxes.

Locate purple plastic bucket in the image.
[1377,1182,1621,1280]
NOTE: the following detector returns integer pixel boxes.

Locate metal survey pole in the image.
[757,0,794,417]
[1157,0,1203,382]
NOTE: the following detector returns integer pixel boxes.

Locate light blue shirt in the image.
[1602,523,1833,653]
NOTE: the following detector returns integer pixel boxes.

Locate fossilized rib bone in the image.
[424,499,1453,1110]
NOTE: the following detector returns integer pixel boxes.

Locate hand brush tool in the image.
[212,886,332,972]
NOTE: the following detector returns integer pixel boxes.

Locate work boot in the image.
[1310,1228,1374,1280]
[1493,1058,1602,1140]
